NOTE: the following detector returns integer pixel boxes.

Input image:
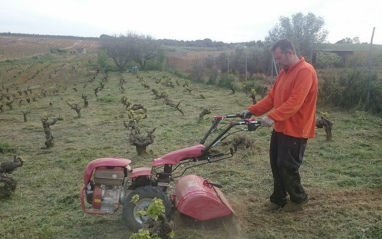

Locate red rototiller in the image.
[80,114,261,232]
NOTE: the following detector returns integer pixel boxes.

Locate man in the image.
[242,39,318,212]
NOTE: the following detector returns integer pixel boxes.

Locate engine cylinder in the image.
[89,166,127,213]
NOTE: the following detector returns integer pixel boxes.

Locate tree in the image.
[233,46,246,75]
[101,33,159,72]
[217,51,230,73]
[204,54,215,69]
[191,58,205,83]
[41,116,60,148]
[101,34,133,72]
[155,47,166,71]
[129,33,159,70]
[0,156,24,198]
[97,49,109,68]
[246,46,271,76]
[335,37,360,44]
[266,12,328,61]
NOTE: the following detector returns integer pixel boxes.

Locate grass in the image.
[0,53,382,239]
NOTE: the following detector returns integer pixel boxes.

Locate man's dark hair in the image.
[271,39,296,54]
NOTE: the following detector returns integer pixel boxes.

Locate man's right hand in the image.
[261,115,274,127]
[240,110,252,119]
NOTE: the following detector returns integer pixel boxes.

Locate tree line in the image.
[100,12,377,74]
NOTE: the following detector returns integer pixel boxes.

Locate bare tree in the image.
[41,116,60,148]
[184,86,193,95]
[6,99,14,110]
[230,82,235,94]
[81,94,88,108]
[93,87,100,98]
[129,33,158,70]
[121,96,131,110]
[124,110,154,155]
[100,33,158,72]
[152,89,169,100]
[164,99,184,115]
[199,109,211,120]
[128,128,156,156]
[101,34,133,72]
[140,80,150,89]
[21,110,30,122]
[191,59,204,83]
[0,156,24,198]
[316,116,333,141]
[250,89,257,104]
[67,101,81,118]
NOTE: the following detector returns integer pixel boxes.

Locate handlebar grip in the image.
[247,119,261,124]
[215,113,249,119]
[225,114,240,118]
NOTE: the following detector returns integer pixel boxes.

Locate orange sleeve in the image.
[268,68,314,122]
[247,84,275,116]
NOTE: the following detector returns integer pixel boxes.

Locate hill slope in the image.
[0,35,100,61]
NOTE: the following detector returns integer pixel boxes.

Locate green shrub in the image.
[318,69,381,111]
[0,142,15,153]
[369,82,382,113]
[207,68,218,85]
[97,49,109,68]
[96,95,116,103]
[316,52,343,68]
[318,76,341,106]
[218,74,235,88]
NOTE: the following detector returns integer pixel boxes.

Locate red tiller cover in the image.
[172,175,234,221]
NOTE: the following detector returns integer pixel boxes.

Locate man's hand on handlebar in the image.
[240,110,252,119]
[261,115,274,127]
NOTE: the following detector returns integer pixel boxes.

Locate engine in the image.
[86,166,130,213]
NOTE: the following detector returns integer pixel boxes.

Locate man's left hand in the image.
[261,116,274,127]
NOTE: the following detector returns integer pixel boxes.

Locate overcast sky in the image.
[1,0,381,44]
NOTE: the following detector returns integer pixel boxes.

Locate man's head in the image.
[271,39,299,70]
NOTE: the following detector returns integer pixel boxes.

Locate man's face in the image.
[273,47,292,70]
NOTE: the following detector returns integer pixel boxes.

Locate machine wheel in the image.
[122,186,171,232]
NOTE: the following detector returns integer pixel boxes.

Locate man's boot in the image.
[280,197,309,213]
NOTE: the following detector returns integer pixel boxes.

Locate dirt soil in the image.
[172,188,382,238]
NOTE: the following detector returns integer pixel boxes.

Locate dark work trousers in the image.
[269,130,308,206]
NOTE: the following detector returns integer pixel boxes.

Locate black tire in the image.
[122,186,171,232]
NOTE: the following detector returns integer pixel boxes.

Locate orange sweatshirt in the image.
[248,57,318,138]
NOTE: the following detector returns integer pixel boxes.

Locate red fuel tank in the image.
[172,175,234,221]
